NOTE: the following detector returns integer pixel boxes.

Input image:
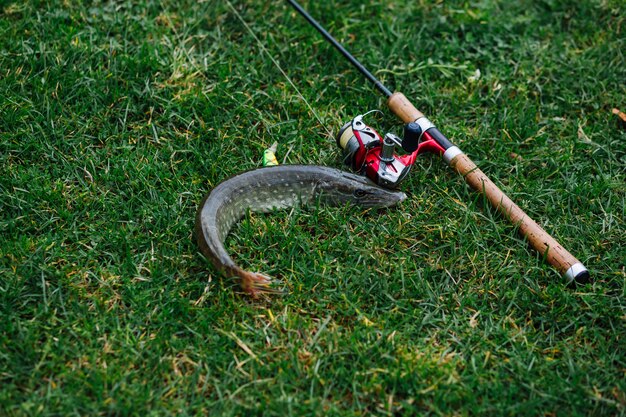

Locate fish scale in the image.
[195,165,406,296]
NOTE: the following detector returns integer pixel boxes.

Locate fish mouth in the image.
[368,190,407,208]
[386,190,407,205]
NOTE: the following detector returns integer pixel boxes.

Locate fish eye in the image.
[353,189,368,198]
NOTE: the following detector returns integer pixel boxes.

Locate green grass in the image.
[1,0,624,415]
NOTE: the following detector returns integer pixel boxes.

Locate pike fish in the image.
[195,165,406,296]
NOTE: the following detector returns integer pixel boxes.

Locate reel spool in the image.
[336,111,443,188]
[336,110,383,171]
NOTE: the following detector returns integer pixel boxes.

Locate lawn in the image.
[1,0,624,415]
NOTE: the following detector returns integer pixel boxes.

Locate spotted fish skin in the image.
[195,165,406,296]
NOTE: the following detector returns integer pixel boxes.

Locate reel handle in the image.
[386,92,589,284]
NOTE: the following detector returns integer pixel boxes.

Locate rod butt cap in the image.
[564,262,590,285]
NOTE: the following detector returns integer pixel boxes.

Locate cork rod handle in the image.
[450,154,588,282]
[386,92,589,284]
[388,92,424,122]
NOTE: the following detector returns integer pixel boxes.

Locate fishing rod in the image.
[286,0,589,284]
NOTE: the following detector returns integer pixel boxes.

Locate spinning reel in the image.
[336,111,446,188]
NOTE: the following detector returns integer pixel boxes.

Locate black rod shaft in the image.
[286,0,393,98]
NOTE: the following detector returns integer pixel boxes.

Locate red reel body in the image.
[336,112,445,188]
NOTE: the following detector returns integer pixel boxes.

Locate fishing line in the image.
[224,0,333,139]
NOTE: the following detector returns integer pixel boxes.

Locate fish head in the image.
[317,171,407,208]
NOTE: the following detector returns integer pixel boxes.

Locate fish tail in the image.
[238,269,285,297]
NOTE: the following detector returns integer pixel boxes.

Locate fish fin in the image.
[239,270,286,297]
